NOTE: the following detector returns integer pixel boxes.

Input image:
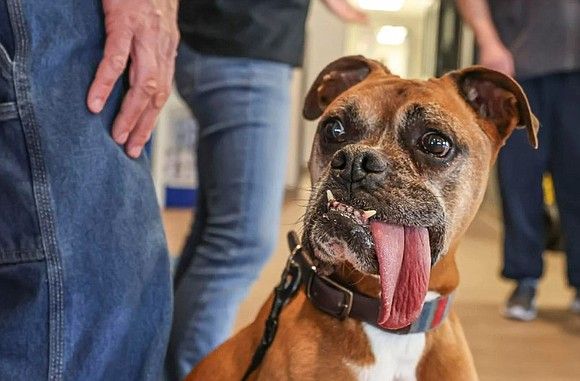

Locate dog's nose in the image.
[331,146,388,186]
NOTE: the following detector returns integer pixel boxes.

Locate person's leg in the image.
[0,1,172,380]
[0,4,50,380]
[498,77,550,320]
[548,71,580,303]
[173,186,207,284]
[166,45,292,380]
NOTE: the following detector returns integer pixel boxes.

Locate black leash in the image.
[240,231,304,381]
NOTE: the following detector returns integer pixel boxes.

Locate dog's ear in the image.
[447,66,539,148]
[303,55,390,120]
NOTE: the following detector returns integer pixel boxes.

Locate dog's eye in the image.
[420,132,452,157]
[323,119,347,143]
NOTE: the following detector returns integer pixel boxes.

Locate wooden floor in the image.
[162,188,580,381]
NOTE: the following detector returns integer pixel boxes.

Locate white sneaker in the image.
[503,284,537,321]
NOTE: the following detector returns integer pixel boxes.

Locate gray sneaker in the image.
[571,291,580,314]
[503,284,537,321]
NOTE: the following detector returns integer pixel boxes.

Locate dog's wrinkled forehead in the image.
[316,76,476,151]
[323,80,405,128]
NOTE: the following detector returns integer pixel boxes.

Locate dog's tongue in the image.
[369,222,430,330]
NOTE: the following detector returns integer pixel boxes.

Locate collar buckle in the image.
[306,272,354,320]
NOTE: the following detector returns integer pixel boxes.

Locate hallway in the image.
[162,186,580,381]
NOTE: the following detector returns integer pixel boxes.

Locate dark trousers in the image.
[498,71,580,288]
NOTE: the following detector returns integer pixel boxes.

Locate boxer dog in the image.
[185,56,538,381]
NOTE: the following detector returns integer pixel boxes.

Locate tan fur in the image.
[186,291,374,381]
[417,311,478,381]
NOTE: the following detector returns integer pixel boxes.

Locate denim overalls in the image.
[0,1,172,380]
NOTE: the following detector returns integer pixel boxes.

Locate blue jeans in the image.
[499,71,580,288]
[165,44,291,380]
[0,1,172,380]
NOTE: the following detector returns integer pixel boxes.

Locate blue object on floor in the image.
[165,187,197,208]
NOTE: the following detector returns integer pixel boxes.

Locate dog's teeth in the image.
[363,210,377,219]
[326,190,335,202]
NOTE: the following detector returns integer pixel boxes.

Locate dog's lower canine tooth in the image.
[326,190,335,202]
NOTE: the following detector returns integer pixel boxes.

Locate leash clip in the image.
[277,256,301,304]
[278,231,303,302]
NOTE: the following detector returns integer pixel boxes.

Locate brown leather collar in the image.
[293,239,453,334]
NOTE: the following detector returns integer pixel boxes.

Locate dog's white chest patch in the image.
[346,324,426,381]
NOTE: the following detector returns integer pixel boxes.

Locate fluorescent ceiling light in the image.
[376,25,408,45]
[358,0,405,12]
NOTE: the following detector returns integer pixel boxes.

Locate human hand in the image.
[478,40,515,77]
[87,0,179,159]
[320,0,368,24]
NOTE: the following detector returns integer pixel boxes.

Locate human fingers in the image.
[92,0,178,157]
[121,9,178,158]
[110,34,159,152]
[87,26,132,113]
[320,0,369,24]
[123,46,174,159]
[479,44,515,77]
